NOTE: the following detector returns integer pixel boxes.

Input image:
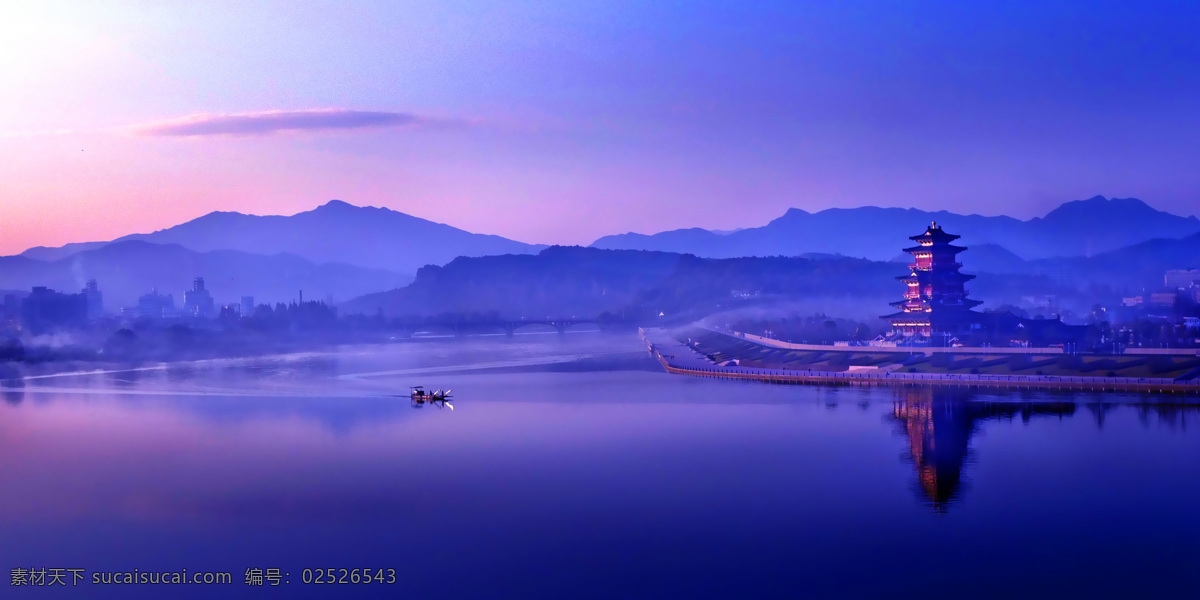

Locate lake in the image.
[1,333,1197,599]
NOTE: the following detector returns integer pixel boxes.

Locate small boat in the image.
[410,386,453,408]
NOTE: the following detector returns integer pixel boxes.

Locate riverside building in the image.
[881,223,1091,348]
[883,223,982,340]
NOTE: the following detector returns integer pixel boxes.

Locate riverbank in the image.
[641,327,1200,395]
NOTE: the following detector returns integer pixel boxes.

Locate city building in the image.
[1164,269,1200,290]
[3,294,20,319]
[1148,292,1177,306]
[183,277,215,318]
[241,296,255,317]
[123,289,179,320]
[21,286,88,332]
[82,279,103,320]
[219,303,241,319]
[883,222,982,338]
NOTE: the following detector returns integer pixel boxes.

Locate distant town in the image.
[12,276,334,331]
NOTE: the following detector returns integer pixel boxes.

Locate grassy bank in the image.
[679,328,1200,381]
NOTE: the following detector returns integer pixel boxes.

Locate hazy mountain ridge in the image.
[1022,232,1200,292]
[21,241,110,262]
[343,246,685,318]
[20,200,546,273]
[343,228,1200,321]
[0,240,411,309]
[591,196,1200,260]
[341,246,1079,322]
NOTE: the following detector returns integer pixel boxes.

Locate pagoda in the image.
[884,222,982,338]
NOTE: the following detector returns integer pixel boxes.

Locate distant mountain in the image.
[342,246,1077,321]
[0,241,411,309]
[1033,196,1199,255]
[955,243,1029,274]
[1025,232,1200,292]
[21,200,545,274]
[0,256,54,291]
[591,227,726,256]
[20,242,109,262]
[591,196,1200,260]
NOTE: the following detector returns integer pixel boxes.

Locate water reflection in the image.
[224,354,339,380]
[2,379,23,405]
[0,337,1197,599]
[411,397,455,410]
[1134,403,1195,430]
[1085,401,1118,428]
[890,387,1076,512]
[3,338,1198,522]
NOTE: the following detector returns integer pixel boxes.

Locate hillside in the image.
[343,246,684,318]
[341,246,1077,322]
[1025,232,1200,292]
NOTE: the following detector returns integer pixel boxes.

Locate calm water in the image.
[2,334,1198,599]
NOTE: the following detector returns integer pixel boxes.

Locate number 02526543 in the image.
[300,568,396,584]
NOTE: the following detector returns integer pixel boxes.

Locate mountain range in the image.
[8,195,1200,317]
[591,196,1200,261]
[0,241,409,309]
[21,200,544,275]
[21,197,1199,277]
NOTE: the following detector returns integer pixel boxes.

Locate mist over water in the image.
[1,333,1197,599]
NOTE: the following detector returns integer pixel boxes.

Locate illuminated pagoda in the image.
[884,222,982,339]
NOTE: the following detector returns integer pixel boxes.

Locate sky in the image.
[2,0,1199,254]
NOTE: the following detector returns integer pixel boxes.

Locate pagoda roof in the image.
[908,222,961,243]
[902,244,967,254]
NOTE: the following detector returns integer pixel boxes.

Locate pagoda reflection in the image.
[890,387,1075,512]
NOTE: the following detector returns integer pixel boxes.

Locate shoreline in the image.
[641,328,1200,396]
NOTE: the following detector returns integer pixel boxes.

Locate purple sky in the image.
[1,1,1198,254]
